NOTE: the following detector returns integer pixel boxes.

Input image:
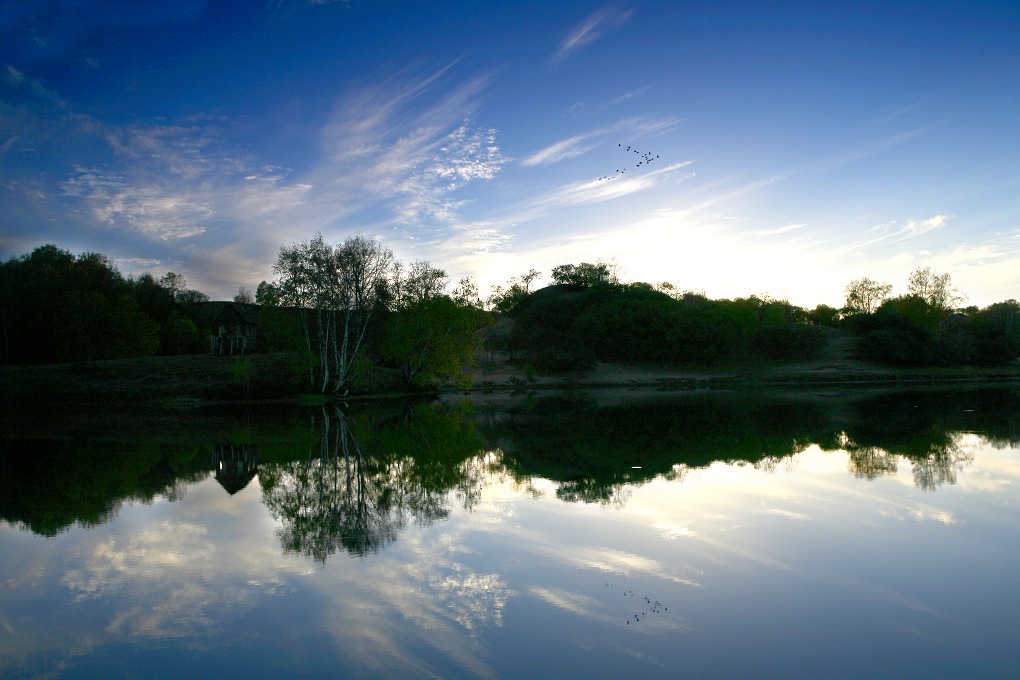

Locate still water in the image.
[2,388,1019,679]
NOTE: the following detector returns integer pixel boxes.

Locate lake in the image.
[2,387,1019,679]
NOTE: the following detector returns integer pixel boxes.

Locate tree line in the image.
[0,244,213,364]
[494,261,1019,371]
[840,269,1020,366]
[3,240,1018,389]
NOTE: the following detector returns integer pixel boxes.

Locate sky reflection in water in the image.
[2,394,1019,679]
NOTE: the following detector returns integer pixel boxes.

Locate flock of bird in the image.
[605,582,668,625]
[596,143,661,181]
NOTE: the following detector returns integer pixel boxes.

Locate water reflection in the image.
[3,388,1019,546]
[2,388,1020,678]
[258,404,494,561]
[0,438,209,536]
[213,442,260,494]
[479,388,1019,506]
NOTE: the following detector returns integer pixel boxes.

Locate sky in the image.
[2,0,1018,308]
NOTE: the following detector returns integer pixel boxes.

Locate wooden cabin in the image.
[209,303,259,355]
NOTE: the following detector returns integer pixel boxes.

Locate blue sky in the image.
[2,0,1018,307]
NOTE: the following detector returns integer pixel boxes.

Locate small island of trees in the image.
[1,237,1018,398]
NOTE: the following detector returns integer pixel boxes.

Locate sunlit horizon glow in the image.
[2,2,1017,308]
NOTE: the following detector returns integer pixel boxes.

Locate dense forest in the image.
[0,244,213,364]
[2,241,1019,393]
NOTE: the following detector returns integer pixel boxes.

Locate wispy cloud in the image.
[309,65,510,246]
[522,115,681,167]
[32,61,512,293]
[851,214,950,250]
[818,124,939,172]
[521,133,599,166]
[745,223,808,237]
[553,6,633,63]
[503,160,693,226]
[62,166,210,240]
[604,84,654,107]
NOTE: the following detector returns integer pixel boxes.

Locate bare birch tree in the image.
[272,233,392,394]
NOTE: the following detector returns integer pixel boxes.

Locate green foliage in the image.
[258,305,306,353]
[510,287,597,371]
[4,241,1014,376]
[505,283,805,371]
[0,244,211,364]
[968,300,1020,364]
[55,292,160,362]
[231,357,255,384]
[752,324,829,360]
[160,311,202,355]
[486,268,540,314]
[383,261,488,386]
[908,266,965,310]
[849,294,1020,367]
[271,233,394,393]
[807,304,841,327]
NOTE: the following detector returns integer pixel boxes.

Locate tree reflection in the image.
[473,388,1020,500]
[3,388,1016,541]
[908,432,974,491]
[481,394,830,505]
[0,438,209,536]
[258,403,489,562]
[846,443,899,480]
[260,408,397,559]
[843,430,974,490]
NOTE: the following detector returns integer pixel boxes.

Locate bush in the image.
[753,324,829,360]
[858,328,931,366]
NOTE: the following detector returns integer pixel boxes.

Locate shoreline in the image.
[1,352,1017,412]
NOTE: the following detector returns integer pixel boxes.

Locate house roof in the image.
[206,302,261,327]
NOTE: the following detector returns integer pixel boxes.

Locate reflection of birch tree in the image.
[261,407,402,560]
[910,433,974,491]
[259,404,488,562]
[848,445,899,480]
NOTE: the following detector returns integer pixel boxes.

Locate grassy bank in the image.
[2,346,1018,416]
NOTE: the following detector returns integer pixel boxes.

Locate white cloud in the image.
[521,134,598,166]
[63,167,210,240]
[553,6,634,63]
[523,116,681,167]
[842,214,950,252]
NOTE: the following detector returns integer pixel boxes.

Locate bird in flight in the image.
[597,143,661,180]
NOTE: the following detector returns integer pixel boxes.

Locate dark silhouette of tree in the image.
[550,261,618,289]
[844,277,892,315]
[0,245,187,363]
[908,266,965,310]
